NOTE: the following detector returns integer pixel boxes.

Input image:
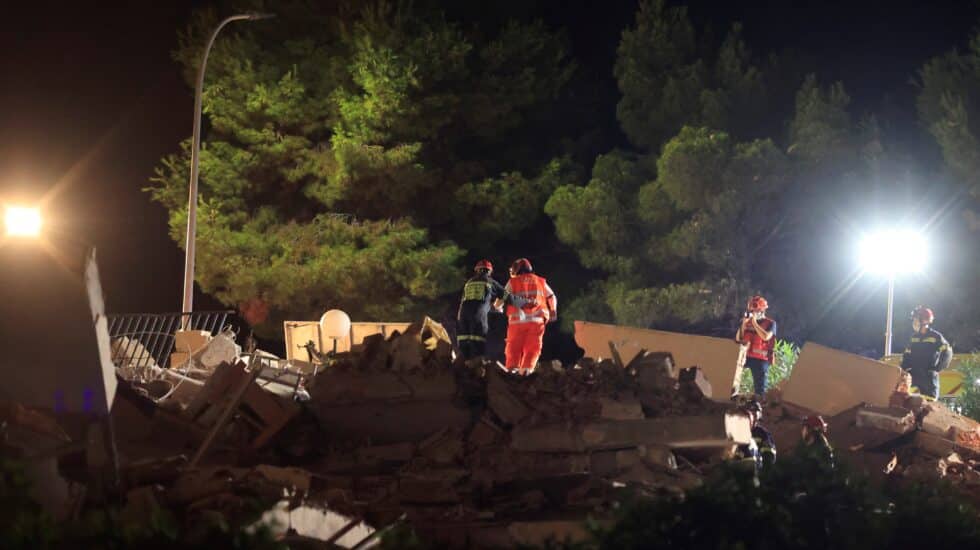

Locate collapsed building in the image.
[3,250,980,548]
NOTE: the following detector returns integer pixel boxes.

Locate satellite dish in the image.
[319,309,351,340]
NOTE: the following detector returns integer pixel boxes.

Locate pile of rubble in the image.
[4,318,760,547]
[7,315,980,547]
[762,373,980,507]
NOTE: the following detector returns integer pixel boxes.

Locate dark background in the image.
[2,0,978,354]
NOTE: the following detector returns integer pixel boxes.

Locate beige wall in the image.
[782,343,903,416]
[574,321,742,402]
[283,321,412,361]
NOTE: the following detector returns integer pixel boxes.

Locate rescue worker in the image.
[456,260,509,360]
[501,258,556,375]
[734,399,777,472]
[800,415,834,467]
[901,306,953,400]
[735,295,777,397]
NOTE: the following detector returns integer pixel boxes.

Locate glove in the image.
[548,311,557,324]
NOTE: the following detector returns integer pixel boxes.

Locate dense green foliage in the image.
[545,1,877,337]
[577,451,980,549]
[149,0,576,335]
[954,353,980,422]
[917,32,980,348]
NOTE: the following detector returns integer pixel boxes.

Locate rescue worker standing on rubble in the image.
[456,260,510,360]
[501,258,556,375]
[800,415,834,467]
[734,399,777,472]
[901,306,953,400]
[735,295,777,398]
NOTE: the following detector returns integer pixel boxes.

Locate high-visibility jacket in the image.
[457,273,508,319]
[741,317,776,362]
[504,274,556,325]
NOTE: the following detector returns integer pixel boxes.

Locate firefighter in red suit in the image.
[736,295,777,397]
[501,258,556,375]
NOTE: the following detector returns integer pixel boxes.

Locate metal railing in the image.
[107,310,235,370]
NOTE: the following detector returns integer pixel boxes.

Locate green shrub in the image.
[739,338,799,394]
[577,449,980,550]
[953,353,980,421]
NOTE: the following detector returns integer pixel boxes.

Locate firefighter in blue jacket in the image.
[734,399,776,472]
[456,260,510,360]
[901,306,953,399]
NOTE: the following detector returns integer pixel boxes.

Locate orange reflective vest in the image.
[743,318,775,362]
[505,274,556,324]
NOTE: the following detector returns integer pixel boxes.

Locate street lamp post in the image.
[181,13,275,322]
[885,274,895,356]
[859,230,927,356]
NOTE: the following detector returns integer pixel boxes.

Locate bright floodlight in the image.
[4,206,42,237]
[859,230,926,275]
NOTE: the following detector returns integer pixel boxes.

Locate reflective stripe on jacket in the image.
[504,274,556,324]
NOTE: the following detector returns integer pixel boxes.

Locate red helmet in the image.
[747,295,769,312]
[803,415,828,434]
[474,259,493,272]
[911,306,934,325]
[510,258,533,274]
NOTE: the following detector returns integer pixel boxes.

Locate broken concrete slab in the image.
[507,520,591,546]
[390,317,454,371]
[312,400,472,444]
[913,431,958,458]
[467,414,503,449]
[486,369,530,425]
[574,321,740,402]
[781,343,903,416]
[678,367,712,401]
[922,401,980,442]
[632,352,676,392]
[639,445,678,470]
[510,413,751,452]
[357,442,417,465]
[855,406,915,435]
[599,397,644,420]
[184,361,299,449]
[311,370,457,403]
[418,429,464,465]
[254,464,312,494]
[590,448,641,476]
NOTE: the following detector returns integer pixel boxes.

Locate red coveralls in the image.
[504,273,556,374]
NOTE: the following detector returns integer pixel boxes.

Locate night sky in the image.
[2,0,978,343]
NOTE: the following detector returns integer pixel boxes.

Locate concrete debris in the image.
[781,343,903,416]
[678,366,712,402]
[184,360,298,449]
[510,414,751,453]
[599,397,645,420]
[855,406,916,435]
[640,445,678,470]
[921,401,980,444]
[19,314,980,548]
[487,368,531,425]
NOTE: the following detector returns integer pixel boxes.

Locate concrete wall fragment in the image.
[781,343,903,416]
[574,321,741,402]
[283,320,412,361]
